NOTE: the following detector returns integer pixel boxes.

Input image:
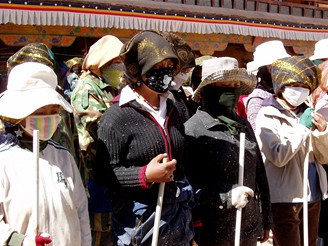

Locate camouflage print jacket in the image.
[71,71,116,184]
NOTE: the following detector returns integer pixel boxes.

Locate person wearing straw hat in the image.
[184,57,272,246]
[0,62,91,246]
[255,56,328,246]
[94,30,195,246]
[243,40,291,132]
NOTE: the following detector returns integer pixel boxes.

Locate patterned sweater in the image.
[94,98,195,246]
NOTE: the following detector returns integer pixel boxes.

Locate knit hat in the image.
[0,62,72,120]
[119,30,178,83]
[271,56,321,94]
[82,35,123,77]
[7,43,54,74]
[309,39,328,61]
[251,40,290,72]
[192,57,257,103]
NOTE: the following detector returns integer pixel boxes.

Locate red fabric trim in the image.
[139,165,152,189]
[193,220,203,227]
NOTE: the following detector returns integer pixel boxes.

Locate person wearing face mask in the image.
[161,32,196,121]
[183,57,272,246]
[70,35,124,246]
[255,56,328,246]
[63,57,84,101]
[242,40,291,133]
[0,62,91,246]
[94,30,196,246]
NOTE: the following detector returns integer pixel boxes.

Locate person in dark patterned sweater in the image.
[94,30,195,246]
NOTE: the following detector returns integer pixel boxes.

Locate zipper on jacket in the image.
[136,107,174,160]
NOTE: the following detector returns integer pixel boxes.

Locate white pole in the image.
[151,157,168,246]
[303,136,310,246]
[33,130,40,236]
[235,132,246,246]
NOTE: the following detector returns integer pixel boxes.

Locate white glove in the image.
[231,185,254,209]
[23,232,52,246]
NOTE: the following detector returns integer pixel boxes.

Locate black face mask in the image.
[201,85,242,118]
[144,68,173,93]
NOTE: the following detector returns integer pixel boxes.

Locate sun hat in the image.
[246,61,258,75]
[192,57,257,103]
[271,56,321,94]
[0,62,72,121]
[7,43,54,75]
[252,40,290,71]
[82,35,123,77]
[309,39,328,61]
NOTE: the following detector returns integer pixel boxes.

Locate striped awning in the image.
[0,1,328,41]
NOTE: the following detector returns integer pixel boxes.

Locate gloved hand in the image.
[300,108,314,129]
[23,233,52,246]
[231,185,254,209]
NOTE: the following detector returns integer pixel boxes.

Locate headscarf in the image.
[7,43,54,74]
[82,35,123,77]
[65,57,84,71]
[119,30,179,84]
[161,32,195,74]
[271,56,321,94]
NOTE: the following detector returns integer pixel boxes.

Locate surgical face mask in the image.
[20,114,60,141]
[171,72,189,90]
[282,86,310,107]
[144,68,173,93]
[100,63,124,89]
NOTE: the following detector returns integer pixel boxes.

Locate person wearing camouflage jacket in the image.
[71,35,124,246]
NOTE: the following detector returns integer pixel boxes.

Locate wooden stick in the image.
[151,157,168,246]
[303,136,311,246]
[33,130,40,235]
[235,132,246,246]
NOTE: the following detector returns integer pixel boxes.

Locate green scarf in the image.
[217,115,244,135]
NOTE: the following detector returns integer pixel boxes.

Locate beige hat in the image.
[192,57,257,103]
[83,35,123,77]
[252,40,290,71]
[0,62,72,120]
[309,39,328,61]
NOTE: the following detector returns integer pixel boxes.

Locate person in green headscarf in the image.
[184,57,272,246]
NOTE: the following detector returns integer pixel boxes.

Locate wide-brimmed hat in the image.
[192,57,257,103]
[251,40,290,71]
[0,62,72,120]
[271,56,321,94]
[309,39,328,61]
